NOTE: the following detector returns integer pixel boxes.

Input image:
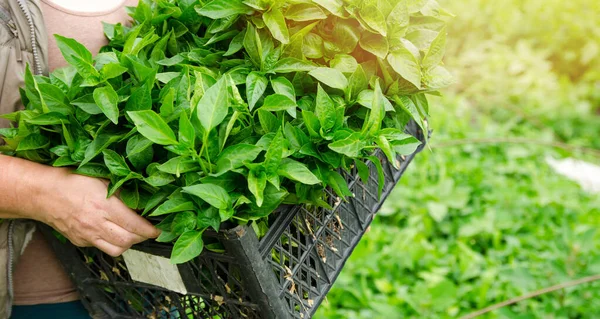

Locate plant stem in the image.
[460,274,600,319]
[202,134,212,173]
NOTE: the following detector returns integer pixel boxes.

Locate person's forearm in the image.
[0,154,58,221]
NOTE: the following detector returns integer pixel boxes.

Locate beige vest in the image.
[0,0,49,316]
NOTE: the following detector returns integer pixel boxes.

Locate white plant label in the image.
[122,249,187,294]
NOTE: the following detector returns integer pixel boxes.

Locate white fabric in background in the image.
[546,157,600,193]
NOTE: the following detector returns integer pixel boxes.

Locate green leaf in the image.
[331,54,358,74]
[25,112,69,126]
[248,169,267,207]
[271,77,296,102]
[285,4,327,21]
[258,109,281,133]
[197,77,229,133]
[178,111,196,148]
[120,184,140,210]
[142,190,171,216]
[124,80,152,112]
[172,211,197,235]
[214,144,262,176]
[315,85,336,131]
[128,110,178,145]
[126,134,154,159]
[361,81,385,136]
[24,65,48,113]
[284,123,309,151]
[270,58,317,73]
[182,184,231,210]
[359,5,387,36]
[54,34,93,65]
[387,45,422,89]
[347,65,369,101]
[356,90,395,112]
[37,83,73,115]
[156,231,178,243]
[49,145,69,157]
[82,134,122,166]
[74,163,111,179]
[378,128,413,141]
[61,122,75,152]
[393,95,426,134]
[107,173,138,198]
[249,184,288,217]
[359,33,389,59]
[261,94,297,112]
[95,52,119,69]
[246,72,268,111]
[302,110,321,138]
[263,130,284,176]
[388,1,410,31]
[16,134,49,151]
[328,132,366,158]
[219,208,235,221]
[423,65,454,89]
[313,0,345,17]
[309,67,348,90]
[157,55,184,66]
[158,157,199,176]
[332,20,360,53]
[93,86,120,124]
[52,156,77,167]
[303,33,324,59]
[243,23,263,69]
[392,136,422,155]
[101,63,128,80]
[264,7,289,44]
[376,135,398,169]
[327,170,353,198]
[145,170,176,187]
[224,29,246,56]
[72,94,102,115]
[355,159,370,185]
[160,88,175,118]
[278,158,320,185]
[422,27,447,70]
[195,0,252,19]
[103,149,131,177]
[150,196,195,217]
[171,230,204,264]
[197,207,220,231]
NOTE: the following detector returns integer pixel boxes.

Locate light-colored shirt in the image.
[42,0,137,71]
[13,0,136,306]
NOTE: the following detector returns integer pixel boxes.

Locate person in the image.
[0,0,160,317]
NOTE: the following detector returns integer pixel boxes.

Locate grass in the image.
[315,1,600,317]
[315,92,600,318]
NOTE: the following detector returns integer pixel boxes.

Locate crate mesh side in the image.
[260,123,425,318]
[67,241,261,319]
[264,152,401,318]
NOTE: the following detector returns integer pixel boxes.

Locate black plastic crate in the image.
[39,123,426,319]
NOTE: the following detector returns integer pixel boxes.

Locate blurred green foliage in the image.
[316,0,600,318]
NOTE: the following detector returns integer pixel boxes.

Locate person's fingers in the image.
[106,200,161,238]
[102,221,147,247]
[93,238,127,257]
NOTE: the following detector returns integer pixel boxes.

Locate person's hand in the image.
[35,168,160,257]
